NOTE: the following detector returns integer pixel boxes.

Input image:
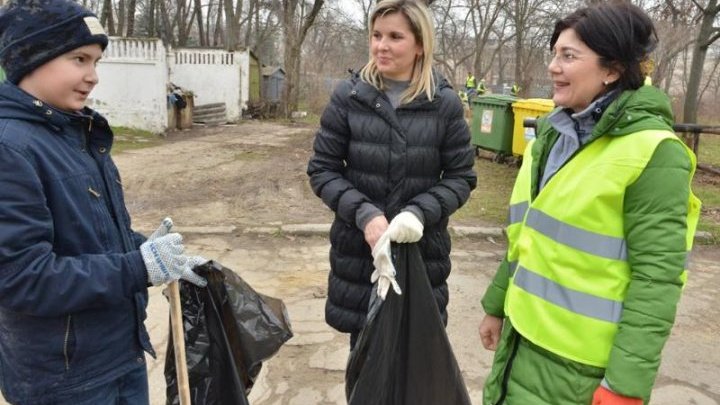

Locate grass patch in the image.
[693,133,720,243]
[456,150,719,244]
[267,112,321,127]
[111,126,164,154]
[697,131,720,166]
[455,156,517,225]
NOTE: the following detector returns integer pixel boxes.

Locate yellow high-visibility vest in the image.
[466,75,476,89]
[505,130,701,367]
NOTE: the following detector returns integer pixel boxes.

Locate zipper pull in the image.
[88,187,101,198]
[88,117,94,132]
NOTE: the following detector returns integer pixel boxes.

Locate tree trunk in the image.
[223,0,239,51]
[244,0,256,48]
[147,0,156,37]
[194,0,206,46]
[282,0,325,116]
[100,0,115,36]
[118,0,126,36]
[214,0,224,47]
[126,0,136,36]
[682,0,719,129]
[158,0,175,47]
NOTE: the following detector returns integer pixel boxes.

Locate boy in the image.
[0,1,206,403]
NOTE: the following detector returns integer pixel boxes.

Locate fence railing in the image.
[523,118,720,175]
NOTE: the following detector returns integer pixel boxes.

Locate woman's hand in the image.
[364,215,389,249]
[479,314,504,351]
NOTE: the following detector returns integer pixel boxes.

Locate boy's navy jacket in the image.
[0,82,153,403]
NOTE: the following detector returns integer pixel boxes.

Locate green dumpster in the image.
[471,94,517,157]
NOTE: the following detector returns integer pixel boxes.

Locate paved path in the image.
[1,229,718,405]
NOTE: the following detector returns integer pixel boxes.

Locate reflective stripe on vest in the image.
[508,202,529,225]
[505,129,700,367]
[525,208,627,261]
[514,265,623,323]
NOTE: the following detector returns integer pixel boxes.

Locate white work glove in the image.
[386,211,423,243]
[140,218,208,287]
[370,232,402,300]
[146,217,174,241]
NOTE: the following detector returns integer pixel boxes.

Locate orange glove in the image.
[592,386,643,405]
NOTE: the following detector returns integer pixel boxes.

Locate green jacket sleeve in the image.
[604,139,692,399]
[481,256,511,317]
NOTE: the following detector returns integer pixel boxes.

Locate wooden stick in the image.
[168,281,191,405]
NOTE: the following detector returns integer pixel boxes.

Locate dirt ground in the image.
[2,121,718,405]
[118,121,719,404]
[119,121,333,232]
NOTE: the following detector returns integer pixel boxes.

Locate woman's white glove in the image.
[140,218,208,287]
[370,232,402,300]
[386,211,423,243]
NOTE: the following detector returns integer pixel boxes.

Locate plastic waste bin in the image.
[511,98,555,156]
[471,94,517,157]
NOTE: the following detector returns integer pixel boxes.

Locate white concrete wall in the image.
[91,38,168,133]
[169,49,249,121]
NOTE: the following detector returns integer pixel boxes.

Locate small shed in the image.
[262,66,285,103]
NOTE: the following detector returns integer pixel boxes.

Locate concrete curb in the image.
[141,224,715,244]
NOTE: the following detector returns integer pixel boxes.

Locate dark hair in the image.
[549,1,657,91]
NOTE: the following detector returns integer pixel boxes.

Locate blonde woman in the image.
[307,0,476,348]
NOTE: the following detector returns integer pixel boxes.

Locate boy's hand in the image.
[140,232,208,287]
[147,217,173,241]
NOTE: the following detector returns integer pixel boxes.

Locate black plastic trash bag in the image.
[165,261,293,405]
[346,244,472,405]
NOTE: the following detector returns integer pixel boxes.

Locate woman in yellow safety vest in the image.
[479,3,700,405]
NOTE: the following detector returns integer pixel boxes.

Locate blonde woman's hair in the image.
[359,0,436,105]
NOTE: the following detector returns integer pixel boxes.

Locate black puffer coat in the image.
[307,72,477,333]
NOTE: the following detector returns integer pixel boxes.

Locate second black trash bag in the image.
[165,261,293,405]
[346,244,472,405]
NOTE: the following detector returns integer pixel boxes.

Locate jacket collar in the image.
[347,69,448,111]
[0,82,109,133]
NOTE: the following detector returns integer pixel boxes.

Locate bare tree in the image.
[433,0,474,86]
[125,0,137,36]
[504,0,564,96]
[223,0,241,50]
[282,0,325,115]
[682,0,720,124]
[117,0,126,35]
[469,0,510,82]
[194,0,206,46]
[100,0,116,35]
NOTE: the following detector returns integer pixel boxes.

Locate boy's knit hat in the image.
[0,0,108,84]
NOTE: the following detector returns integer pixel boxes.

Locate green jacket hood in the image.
[593,84,675,137]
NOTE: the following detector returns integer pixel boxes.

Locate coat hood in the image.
[593,83,675,137]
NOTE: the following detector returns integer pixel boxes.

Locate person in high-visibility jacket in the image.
[478,3,700,405]
[476,79,487,95]
[510,83,520,96]
[458,89,468,104]
[465,71,476,91]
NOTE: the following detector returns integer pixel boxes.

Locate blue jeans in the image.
[54,365,149,405]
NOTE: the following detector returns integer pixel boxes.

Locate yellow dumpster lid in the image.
[511,98,555,110]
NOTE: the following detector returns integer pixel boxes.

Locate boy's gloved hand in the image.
[140,219,208,287]
[592,386,643,405]
[147,217,174,241]
[386,211,423,243]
